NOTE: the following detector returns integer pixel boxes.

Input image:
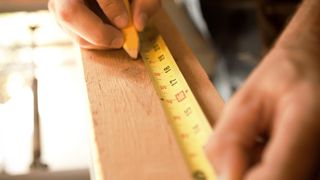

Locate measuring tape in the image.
[139,26,216,180]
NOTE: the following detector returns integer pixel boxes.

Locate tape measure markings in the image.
[140,27,217,180]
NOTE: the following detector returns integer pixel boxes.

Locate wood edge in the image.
[77,47,104,180]
[153,8,225,126]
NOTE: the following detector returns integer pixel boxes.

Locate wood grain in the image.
[81,7,224,180]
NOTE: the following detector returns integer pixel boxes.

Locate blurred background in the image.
[0,0,91,179]
[0,0,298,179]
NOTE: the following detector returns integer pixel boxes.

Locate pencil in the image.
[122,0,139,59]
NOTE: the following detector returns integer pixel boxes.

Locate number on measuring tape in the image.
[140,26,216,180]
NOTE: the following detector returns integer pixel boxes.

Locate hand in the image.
[48,0,161,49]
[205,43,320,179]
[205,0,320,178]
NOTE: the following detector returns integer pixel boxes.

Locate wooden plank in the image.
[81,7,224,180]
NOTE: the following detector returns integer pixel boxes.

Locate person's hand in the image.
[48,0,161,49]
[205,35,320,179]
[205,0,320,178]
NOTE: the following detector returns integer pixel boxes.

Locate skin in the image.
[48,0,161,49]
[205,0,320,179]
[49,0,320,179]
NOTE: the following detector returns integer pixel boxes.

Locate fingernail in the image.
[111,37,124,48]
[114,13,129,28]
[136,12,147,31]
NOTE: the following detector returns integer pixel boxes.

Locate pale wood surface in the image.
[81,6,224,180]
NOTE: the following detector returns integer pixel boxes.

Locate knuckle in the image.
[58,9,72,23]
[57,0,78,23]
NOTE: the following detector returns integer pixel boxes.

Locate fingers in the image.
[132,0,161,31]
[62,26,109,49]
[49,0,160,50]
[207,85,320,180]
[96,0,129,28]
[50,0,124,49]
[205,93,265,180]
[245,95,320,180]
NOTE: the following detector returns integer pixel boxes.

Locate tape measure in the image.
[139,26,216,180]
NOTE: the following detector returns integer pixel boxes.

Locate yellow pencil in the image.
[122,0,139,59]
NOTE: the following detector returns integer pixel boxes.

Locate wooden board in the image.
[81,7,224,180]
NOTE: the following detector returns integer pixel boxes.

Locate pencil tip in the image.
[126,49,138,59]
